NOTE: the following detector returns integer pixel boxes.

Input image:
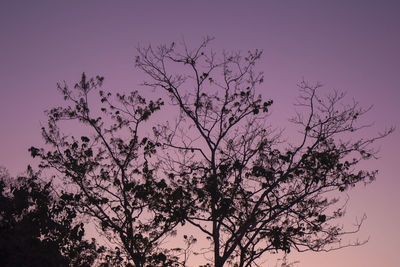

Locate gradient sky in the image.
[1,1,399,266]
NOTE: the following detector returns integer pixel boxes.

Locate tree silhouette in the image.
[30,75,183,267]
[30,38,393,267]
[135,37,393,266]
[0,167,104,267]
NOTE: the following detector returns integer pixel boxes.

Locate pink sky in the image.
[0,1,399,266]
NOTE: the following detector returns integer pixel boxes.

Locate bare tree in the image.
[135,37,393,267]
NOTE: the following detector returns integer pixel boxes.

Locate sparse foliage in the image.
[29,38,393,267]
[135,37,393,267]
[30,74,183,266]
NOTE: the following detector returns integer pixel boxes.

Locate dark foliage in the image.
[0,167,103,267]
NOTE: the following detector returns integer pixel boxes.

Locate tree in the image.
[30,37,392,267]
[30,74,184,267]
[0,167,103,267]
[135,37,393,267]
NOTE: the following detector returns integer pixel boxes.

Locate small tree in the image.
[0,166,103,267]
[30,75,183,267]
[135,37,393,267]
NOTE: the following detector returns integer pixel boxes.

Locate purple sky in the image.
[1,1,399,266]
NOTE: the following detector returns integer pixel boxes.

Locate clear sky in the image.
[0,1,399,266]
